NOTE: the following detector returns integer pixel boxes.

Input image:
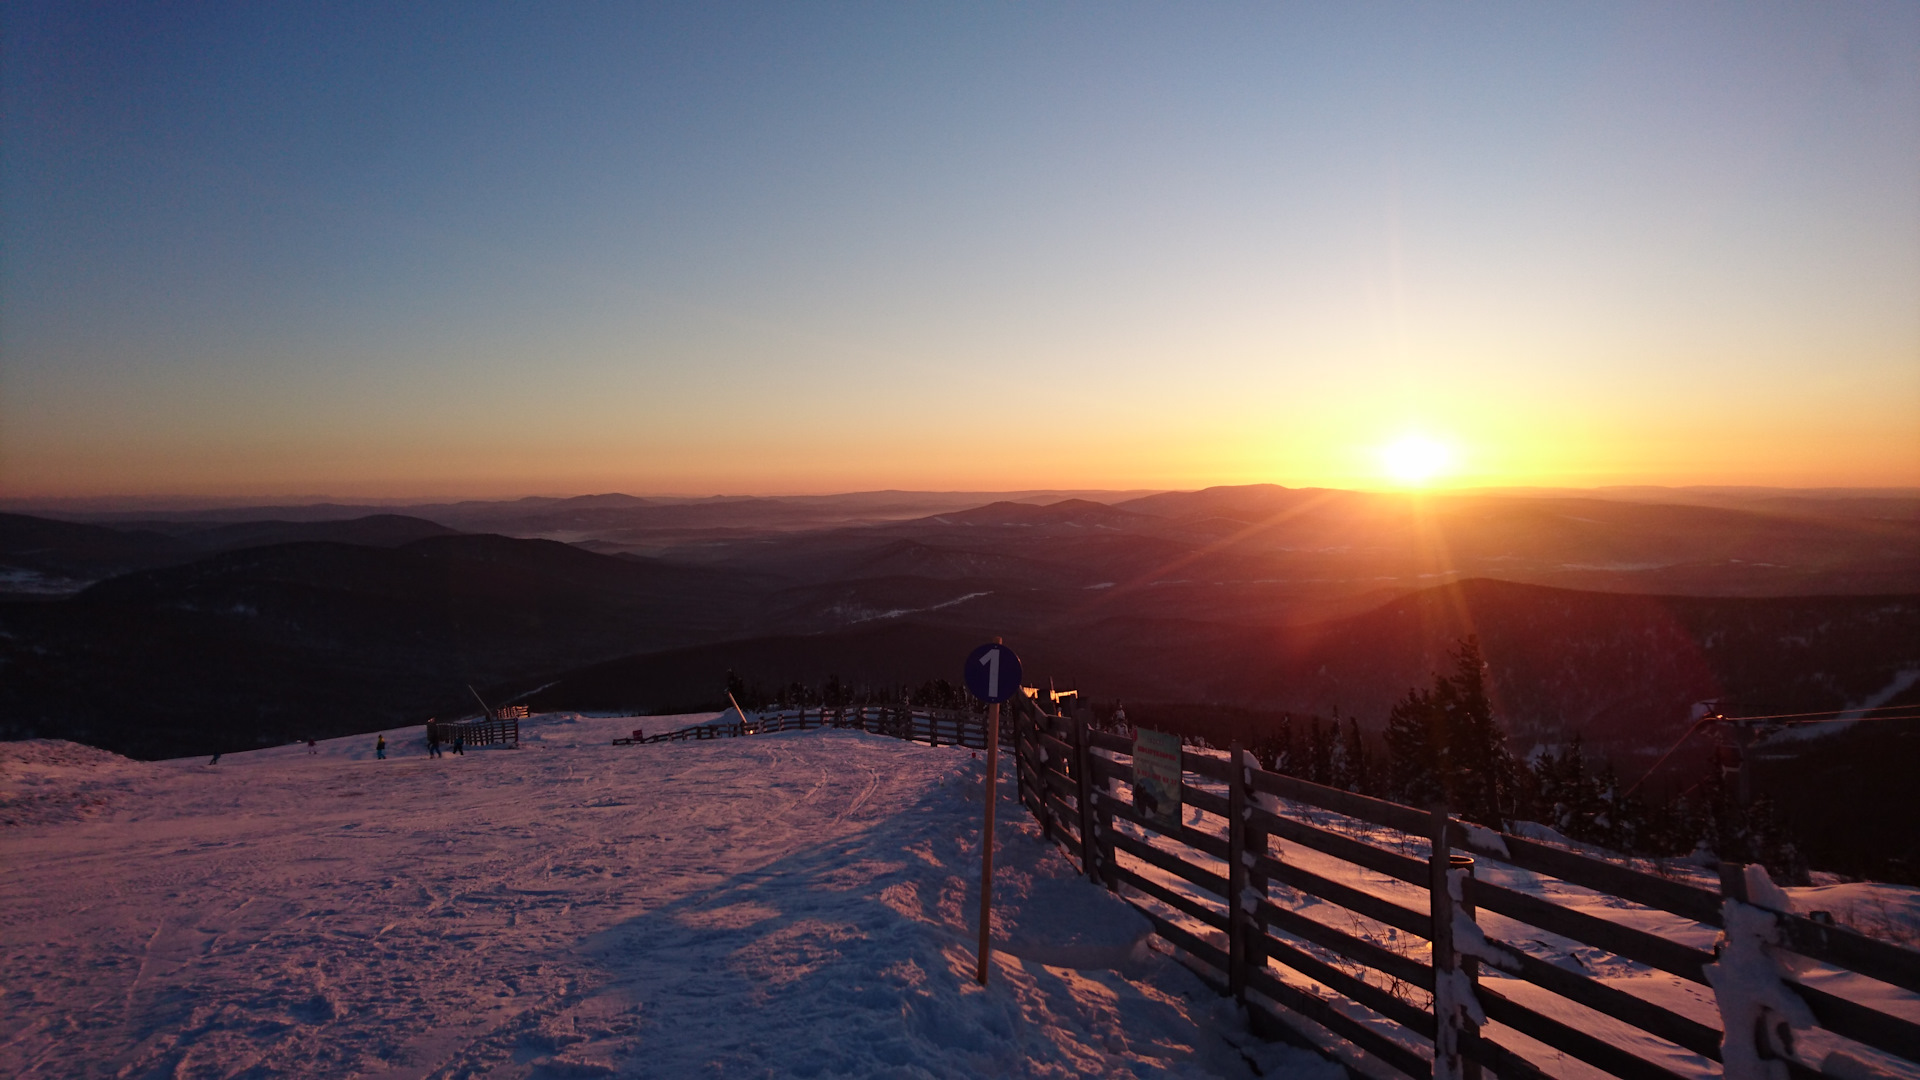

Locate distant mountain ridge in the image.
[2,485,1915,765]
[515,576,1920,770]
[915,499,1155,530]
[0,511,457,596]
[0,533,774,757]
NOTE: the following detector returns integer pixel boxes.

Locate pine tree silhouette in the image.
[1342,717,1372,794]
[1385,636,1515,825]
[1305,718,1333,784]
[1385,685,1447,807]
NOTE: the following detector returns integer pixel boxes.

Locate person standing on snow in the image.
[376,735,386,760]
[426,724,442,759]
[452,732,464,756]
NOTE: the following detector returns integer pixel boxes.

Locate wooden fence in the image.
[427,714,520,748]
[613,705,1009,749]
[1011,698,1920,1080]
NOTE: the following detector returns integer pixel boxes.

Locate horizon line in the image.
[4,481,1918,516]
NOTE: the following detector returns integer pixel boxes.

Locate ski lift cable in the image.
[1770,712,1920,726]
[1720,703,1920,723]
[1624,707,1920,798]
[1621,715,1719,800]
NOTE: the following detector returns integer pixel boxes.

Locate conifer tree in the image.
[1307,718,1335,785]
[1594,762,1626,850]
[1342,718,1371,794]
[1385,686,1446,807]
[1328,711,1354,790]
[1385,636,1515,824]
[1437,636,1514,825]
[1275,714,1297,775]
[1567,737,1608,839]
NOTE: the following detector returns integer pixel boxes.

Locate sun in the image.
[1380,434,1454,486]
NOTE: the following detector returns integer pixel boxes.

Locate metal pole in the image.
[1732,721,1756,809]
[976,698,1001,986]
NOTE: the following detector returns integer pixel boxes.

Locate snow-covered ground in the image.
[0,716,1341,1079]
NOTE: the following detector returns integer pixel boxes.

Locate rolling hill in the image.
[2,487,1915,773]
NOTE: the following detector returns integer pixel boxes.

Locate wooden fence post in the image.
[1244,754,1270,986]
[1720,860,1750,904]
[1228,739,1250,1001]
[1430,806,1482,1080]
[1012,706,1027,809]
[1431,805,1463,1080]
[1716,859,1801,1080]
[976,699,1003,985]
[1456,852,1481,1080]
[1030,709,1056,844]
[1074,711,1100,884]
[1097,771,1118,893]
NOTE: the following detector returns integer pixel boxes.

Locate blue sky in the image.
[4,2,1917,498]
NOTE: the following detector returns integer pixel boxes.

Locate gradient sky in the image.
[3,2,1917,500]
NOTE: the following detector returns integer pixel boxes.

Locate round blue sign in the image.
[963,642,1023,704]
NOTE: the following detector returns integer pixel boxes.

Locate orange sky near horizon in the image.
[4,401,1915,504]
[4,4,1917,504]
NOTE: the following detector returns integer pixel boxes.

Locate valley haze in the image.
[3,484,1914,811]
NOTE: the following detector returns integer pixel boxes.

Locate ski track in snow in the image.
[0,718,1340,1080]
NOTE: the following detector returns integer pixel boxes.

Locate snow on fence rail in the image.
[612,705,1009,750]
[1010,697,1920,1080]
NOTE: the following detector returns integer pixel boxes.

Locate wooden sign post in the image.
[963,638,1022,986]
[976,697,1001,986]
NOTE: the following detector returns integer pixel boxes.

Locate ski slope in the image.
[0,716,1341,1079]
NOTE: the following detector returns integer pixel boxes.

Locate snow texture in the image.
[1431,866,1489,1080]
[1705,867,1818,1080]
[1826,1049,1918,1080]
[1459,823,1509,860]
[1238,750,1281,820]
[0,738,146,826]
[1432,966,1486,1080]
[1509,820,1577,847]
[0,721,1342,1079]
[1451,907,1522,974]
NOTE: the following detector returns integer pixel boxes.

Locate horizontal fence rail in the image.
[1011,697,1920,1080]
[610,704,1011,751]
[426,715,520,748]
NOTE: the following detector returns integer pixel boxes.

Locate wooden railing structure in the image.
[1011,699,1920,1080]
[428,708,522,749]
[613,705,1008,749]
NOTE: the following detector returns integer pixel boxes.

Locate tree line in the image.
[721,650,1811,882]
[1242,637,1808,883]
[725,671,973,712]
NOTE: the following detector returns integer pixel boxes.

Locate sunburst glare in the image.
[1381,435,1455,486]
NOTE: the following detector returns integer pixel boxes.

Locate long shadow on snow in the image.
[492,747,1271,1078]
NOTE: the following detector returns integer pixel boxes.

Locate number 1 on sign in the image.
[979,647,1000,700]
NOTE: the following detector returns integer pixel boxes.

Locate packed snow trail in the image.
[0,716,1339,1079]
